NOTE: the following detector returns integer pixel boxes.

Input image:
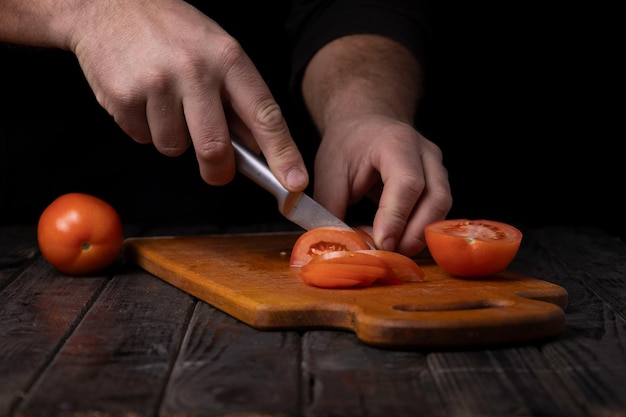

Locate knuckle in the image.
[254,99,285,133]
[214,37,288,136]
[194,136,229,162]
[252,100,292,159]
[425,140,444,160]
[216,37,248,72]
[399,172,426,197]
[102,87,140,116]
[430,189,454,218]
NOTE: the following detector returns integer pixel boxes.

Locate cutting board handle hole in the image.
[393,299,513,312]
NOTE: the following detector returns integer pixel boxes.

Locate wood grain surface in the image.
[123,232,568,348]
[2,225,625,417]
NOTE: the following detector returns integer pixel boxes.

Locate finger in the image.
[183,89,236,186]
[224,104,260,154]
[373,141,452,256]
[395,151,452,256]
[145,87,192,156]
[223,54,308,192]
[373,159,426,253]
[108,96,153,145]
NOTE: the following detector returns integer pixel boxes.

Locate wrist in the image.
[317,81,417,133]
[0,0,87,49]
[302,34,422,135]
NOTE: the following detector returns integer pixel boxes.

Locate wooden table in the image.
[1,223,625,417]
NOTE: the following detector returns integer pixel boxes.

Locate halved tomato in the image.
[424,219,522,277]
[289,227,371,267]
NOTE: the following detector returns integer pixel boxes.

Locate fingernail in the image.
[286,169,307,190]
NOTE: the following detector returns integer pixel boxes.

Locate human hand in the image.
[66,0,307,191]
[312,114,452,257]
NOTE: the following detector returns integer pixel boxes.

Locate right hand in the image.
[65,0,308,191]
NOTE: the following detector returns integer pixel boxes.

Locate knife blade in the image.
[231,137,375,249]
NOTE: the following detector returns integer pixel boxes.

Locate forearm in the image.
[301,34,423,134]
[0,0,96,50]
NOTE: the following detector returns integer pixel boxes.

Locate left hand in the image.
[313,114,452,257]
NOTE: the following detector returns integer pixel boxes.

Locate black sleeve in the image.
[285,0,430,92]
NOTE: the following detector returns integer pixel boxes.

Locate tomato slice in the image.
[353,226,376,248]
[424,219,522,277]
[297,248,424,288]
[291,227,427,288]
[289,227,371,267]
[300,251,390,288]
[356,250,425,282]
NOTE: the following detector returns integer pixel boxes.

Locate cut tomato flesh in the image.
[300,263,387,288]
[290,227,426,288]
[424,219,522,277]
[296,249,424,288]
[355,250,425,282]
[289,227,371,267]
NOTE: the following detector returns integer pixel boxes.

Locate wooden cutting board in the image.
[123,232,568,349]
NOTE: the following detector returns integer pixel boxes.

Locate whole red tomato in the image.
[425,219,522,277]
[37,193,124,276]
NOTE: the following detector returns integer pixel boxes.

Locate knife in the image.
[231,137,375,249]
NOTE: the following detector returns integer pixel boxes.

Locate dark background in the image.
[421,3,622,237]
[1,3,622,238]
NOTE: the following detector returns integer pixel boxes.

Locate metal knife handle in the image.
[230,137,291,209]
